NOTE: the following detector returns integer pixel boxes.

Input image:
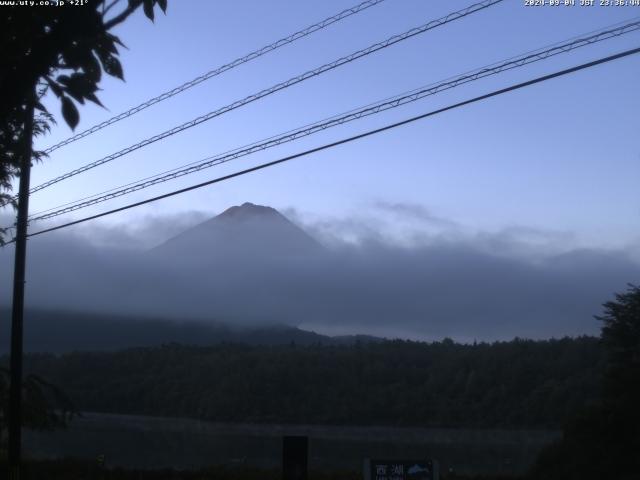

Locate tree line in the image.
[11,336,603,429]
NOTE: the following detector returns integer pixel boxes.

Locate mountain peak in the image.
[151,203,322,261]
[218,202,278,220]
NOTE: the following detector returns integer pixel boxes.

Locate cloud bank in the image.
[0,203,638,343]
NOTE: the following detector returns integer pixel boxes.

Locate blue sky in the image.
[28,0,640,250]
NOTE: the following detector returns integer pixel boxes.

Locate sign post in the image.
[283,435,308,480]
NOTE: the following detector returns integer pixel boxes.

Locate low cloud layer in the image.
[1,203,638,343]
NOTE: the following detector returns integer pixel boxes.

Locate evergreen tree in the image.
[532,284,640,480]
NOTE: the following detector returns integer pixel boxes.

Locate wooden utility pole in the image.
[8,88,35,480]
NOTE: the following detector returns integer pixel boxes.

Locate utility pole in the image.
[8,86,36,480]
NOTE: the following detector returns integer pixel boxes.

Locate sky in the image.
[1,0,640,342]
[21,0,639,244]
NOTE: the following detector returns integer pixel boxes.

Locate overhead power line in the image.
[42,0,389,154]
[23,45,640,240]
[28,19,640,222]
[29,16,640,219]
[29,0,504,195]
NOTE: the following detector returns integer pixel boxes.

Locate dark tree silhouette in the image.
[532,284,640,480]
[0,367,77,457]
[598,284,640,410]
[0,0,168,457]
[17,336,603,429]
[0,0,168,242]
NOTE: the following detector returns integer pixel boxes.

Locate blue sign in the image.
[364,459,438,480]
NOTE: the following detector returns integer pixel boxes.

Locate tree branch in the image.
[102,0,123,18]
[103,0,143,30]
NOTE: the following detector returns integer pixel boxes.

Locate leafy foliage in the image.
[531,285,640,480]
[0,0,168,242]
[597,284,640,410]
[16,337,602,429]
[0,366,77,453]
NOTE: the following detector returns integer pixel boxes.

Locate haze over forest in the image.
[1,201,638,347]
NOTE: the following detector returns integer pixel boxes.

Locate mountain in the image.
[150,202,322,262]
[0,204,358,353]
[0,308,383,354]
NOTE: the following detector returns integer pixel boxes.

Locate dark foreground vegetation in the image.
[0,285,637,479]
[530,285,640,479]
[0,458,517,480]
[16,336,602,429]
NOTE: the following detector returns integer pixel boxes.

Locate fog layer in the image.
[1,203,637,341]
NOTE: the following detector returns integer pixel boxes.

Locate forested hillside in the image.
[0,308,380,353]
[16,337,602,428]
